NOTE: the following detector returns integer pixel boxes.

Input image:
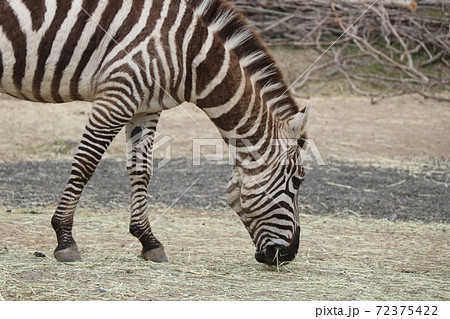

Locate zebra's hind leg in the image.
[52,101,134,262]
[125,112,168,262]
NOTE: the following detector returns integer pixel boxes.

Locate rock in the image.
[34,251,46,258]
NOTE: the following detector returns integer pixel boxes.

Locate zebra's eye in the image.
[292,176,303,189]
[297,138,306,148]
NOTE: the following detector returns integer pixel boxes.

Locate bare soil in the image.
[0,158,448,223]
[1,94,448,163]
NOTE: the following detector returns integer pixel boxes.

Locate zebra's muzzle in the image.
[255,227,300,266]
[255,245,297,266]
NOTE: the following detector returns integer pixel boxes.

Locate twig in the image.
[326,181,353,189]
[386,180,406,188]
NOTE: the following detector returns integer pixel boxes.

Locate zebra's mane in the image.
[187,0,299,120]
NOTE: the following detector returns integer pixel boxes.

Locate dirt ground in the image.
[0,158,448,223]
[1,93,449,164]
[0,47,449,300]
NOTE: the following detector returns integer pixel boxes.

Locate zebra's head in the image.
[227,103,311,266]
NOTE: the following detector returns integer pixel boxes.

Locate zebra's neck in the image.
[182,0,298,143]
[169,0,297,172]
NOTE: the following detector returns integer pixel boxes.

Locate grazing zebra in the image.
[0,0,311,266]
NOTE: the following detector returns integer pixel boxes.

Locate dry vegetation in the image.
[0,205,448,301]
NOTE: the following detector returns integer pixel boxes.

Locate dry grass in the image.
[0,205,448,301]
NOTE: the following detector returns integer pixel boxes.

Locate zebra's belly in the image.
[138,95,180,114]
[0,77,92,104]
[0,43,96,104]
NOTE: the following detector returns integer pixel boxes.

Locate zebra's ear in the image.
[287,101,311,139]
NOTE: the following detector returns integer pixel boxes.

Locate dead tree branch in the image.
[231,0,450,103]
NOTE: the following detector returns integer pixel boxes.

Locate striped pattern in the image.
[0,0,310,265]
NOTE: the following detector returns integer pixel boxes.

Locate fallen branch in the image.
[231,0,449,102]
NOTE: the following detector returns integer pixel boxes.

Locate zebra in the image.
[0,0,311,266]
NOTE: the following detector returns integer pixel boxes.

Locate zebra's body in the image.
[0,0,310,265]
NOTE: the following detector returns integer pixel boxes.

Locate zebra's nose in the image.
[254,244,297,266]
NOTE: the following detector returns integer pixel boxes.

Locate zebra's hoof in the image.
[54,245,82,262]
[141,246,168,262]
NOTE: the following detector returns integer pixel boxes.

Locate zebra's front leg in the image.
[52,102,134,262]
[126,112,168,262]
